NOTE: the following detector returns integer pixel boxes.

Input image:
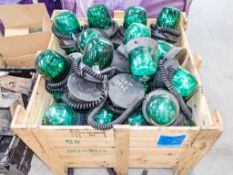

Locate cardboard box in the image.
[0,3,52,67]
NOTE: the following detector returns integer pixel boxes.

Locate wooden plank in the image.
[41,127,114,138]
[64,159,116,168]
[51,138,115,148]
[12,105,25,125]
[173,112,223,175]
[0,75,33,95]
[114,126,129,175]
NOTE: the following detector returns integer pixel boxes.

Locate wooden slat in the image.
[129,156,179,168]
[0,75,33,95]
[115,126,129,175]
[51,138,115,148]
[57,147,115,157]
[41,127,114,138]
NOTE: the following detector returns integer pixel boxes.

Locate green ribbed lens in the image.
[143,90,179,126]
[53,11,80,35]
[35,50,70,80]
[123,23,151,44]
[156,40,173,61]
[82,37,114,70]
[172,67,198,98]
[128,111,147,126]
[157,6,181,29]
[129,46,157,82]
[87,4,112,29]
[95,108,113,124]
[123,6,147,29]
[78,29,103,52]
[43,103,75,125]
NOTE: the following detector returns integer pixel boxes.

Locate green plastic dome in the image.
[156,40,173,61]
[35,50,70,80]
[129,46,157,82]
[123,23,151,44]
[78,28,103,52]
[53,11,80,35]
[43,103,75,125]
[82,37,114,70]
[172,67,198,98]
[123,6,147,29]
[94,108,114,124]
[87,4,112,29]
[128,111,147,126]
[157,6,181,29]
[143,90,179,126]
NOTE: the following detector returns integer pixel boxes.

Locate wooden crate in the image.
[11,11,223,175]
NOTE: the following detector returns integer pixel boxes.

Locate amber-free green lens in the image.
[172,67,198,98]
[129,46,157,82]
[35,50,70,80]
[123,23,151,44]
[78,29,103,52]
[53,11,80,35]
[143,90,179,126]
[128,111,147,126]
[43,103,75,125]
[82,37,114,70]
[123,6,147,29]
[87,4,112,29]
[94,108,113,124]
[157,6,181,29]
[156,40,173,61]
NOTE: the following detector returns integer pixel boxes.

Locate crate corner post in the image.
[114,125,130,175]
[173,112,223,175]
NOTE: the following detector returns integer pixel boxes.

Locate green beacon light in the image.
[94,108,114,124]
[35,50,70,81]
[157,6,181,29]
[77,28,104,52]
[43,103,75,125]
[128,110,148,126]
[52,11,81,54]
[87,4,119,38]
[123,6,147,29]
[123,23,151,44]
[87,4,112,29]
[142,89,179,126]
[156,40,173,61]
[172,67,198,98]
[82,37,114,70]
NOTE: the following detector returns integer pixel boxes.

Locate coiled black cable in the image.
[159,59,192,119]
[73,56,116,81]
[82,66,116,80]
[87,97,144,130]
[150,24,181,43]
[62,94,104,110]
[150,24,181,37]
[45,81,65,93]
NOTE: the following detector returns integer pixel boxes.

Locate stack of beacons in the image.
[35,4,197,129]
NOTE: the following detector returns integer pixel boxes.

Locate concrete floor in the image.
[29,0,233,174]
